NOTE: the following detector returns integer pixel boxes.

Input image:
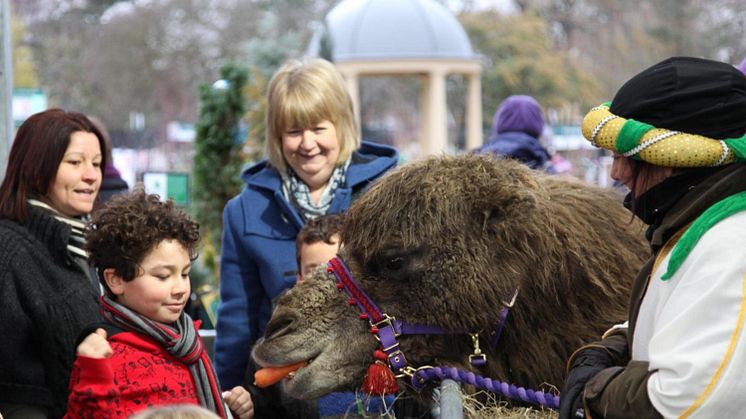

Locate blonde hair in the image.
[128,405,220,419]
[265,58,360,173]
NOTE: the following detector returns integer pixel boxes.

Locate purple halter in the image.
[326,256,560,410]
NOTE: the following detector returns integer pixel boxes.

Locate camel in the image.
[252,154,647,410]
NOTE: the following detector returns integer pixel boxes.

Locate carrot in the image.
[254,361,307,388]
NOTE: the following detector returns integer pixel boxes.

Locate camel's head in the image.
[252,154,641,400]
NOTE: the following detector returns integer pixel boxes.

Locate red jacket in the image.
[64,325,204,419]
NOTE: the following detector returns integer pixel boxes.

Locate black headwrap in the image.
[610,56,746,139]
[611,57,746,226]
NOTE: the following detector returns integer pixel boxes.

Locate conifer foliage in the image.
[193,64,248,256]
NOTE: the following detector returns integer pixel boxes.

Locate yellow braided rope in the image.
[581,104,736,167]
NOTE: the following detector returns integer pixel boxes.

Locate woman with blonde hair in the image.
[214,58,398,416]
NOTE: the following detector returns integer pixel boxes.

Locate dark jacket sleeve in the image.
[578,330,661,418]
[584,360,662,419]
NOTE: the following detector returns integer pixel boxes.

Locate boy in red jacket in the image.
[65,189,253,419]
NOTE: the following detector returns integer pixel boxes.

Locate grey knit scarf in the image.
[281,160,350,222]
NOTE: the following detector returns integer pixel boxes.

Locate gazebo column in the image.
[466,72,482,150]
[343,71,361,129]
[422,69,447,155]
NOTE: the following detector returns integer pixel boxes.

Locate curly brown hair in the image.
[295,213,344,269]
[86,188,200,292]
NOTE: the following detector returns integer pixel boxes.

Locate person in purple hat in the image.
[476,94,554,172]
[738,56,746,75]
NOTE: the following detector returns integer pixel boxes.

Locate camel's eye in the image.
[366,246,424,281]
[385,257,404,271]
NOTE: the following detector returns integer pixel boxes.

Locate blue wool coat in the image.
[214,141,398,387]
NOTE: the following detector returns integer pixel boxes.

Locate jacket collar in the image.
[242,141,398,192]
[650,163,746,249]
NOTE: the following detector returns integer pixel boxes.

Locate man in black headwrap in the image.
[559,57,746,419]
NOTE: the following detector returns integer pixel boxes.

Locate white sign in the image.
[142,172,168,199]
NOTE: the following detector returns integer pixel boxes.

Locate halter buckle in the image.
[372,314,400,336]
[468,333,487,366]
[395,366,418,379]
[396,365,434,391]
[469,353,487,365]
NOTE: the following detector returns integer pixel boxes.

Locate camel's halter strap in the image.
[326,256,560,409]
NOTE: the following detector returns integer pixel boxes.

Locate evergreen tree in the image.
[193,63,248,266]
[318,21,334,62]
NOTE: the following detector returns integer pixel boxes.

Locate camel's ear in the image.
[478,170,539,230]
[480,194,538,229]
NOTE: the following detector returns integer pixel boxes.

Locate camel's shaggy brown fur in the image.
[252,154,647,409]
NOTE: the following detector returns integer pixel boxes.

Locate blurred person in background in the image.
[295,213,343,283]
[475,94,555,173]
[89,116,128,211]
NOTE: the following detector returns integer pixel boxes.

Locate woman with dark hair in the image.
[0,109,105,418]
[560,57,746,418]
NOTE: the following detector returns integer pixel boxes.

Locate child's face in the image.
[109,239,192,324]
[298,234,340,281]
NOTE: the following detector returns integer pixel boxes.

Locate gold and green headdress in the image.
[582,102,746,167]
[586,57,746,281]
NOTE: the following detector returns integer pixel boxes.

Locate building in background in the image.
[307,0,482,160]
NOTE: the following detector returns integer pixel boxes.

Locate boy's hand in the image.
[223,386,254,419]
[76,328,113,359]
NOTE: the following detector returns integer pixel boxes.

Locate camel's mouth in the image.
[254,339,355,399]
[252,356,316,388]
[253,347,319,372]
[250,275,378,399]
[281,357,313,381]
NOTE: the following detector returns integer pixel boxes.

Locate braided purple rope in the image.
[412,366,560,410]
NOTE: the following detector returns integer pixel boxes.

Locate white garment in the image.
[633,211,746,418]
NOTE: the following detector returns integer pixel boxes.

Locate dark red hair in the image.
[0,109,106,222]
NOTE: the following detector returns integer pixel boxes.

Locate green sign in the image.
[142,172,190,206]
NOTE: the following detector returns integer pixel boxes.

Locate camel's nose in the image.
[263,310,298,341]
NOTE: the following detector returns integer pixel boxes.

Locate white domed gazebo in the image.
[307,0,483,156]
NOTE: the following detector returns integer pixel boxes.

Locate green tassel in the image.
[662,191,746,280]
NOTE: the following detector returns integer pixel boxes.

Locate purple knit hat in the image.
[492,95,545,138]
[738,56,746,75]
